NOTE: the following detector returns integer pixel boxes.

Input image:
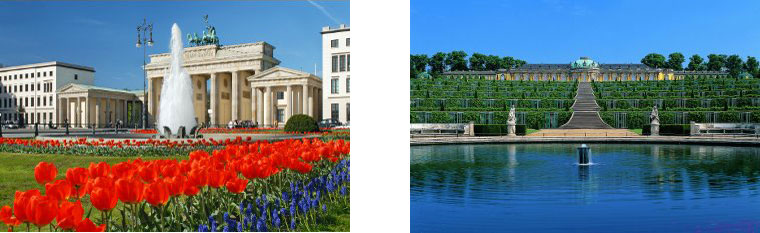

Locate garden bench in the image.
[410,123,473,137]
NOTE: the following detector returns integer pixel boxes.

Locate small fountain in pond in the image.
[158,23,197,138]
[577,144,591,165]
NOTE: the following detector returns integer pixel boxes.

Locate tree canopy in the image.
[666,52,685,71]
[687,54,705,71]
[641,53,667,68]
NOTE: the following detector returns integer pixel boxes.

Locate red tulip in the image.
[28,195,58,227]
[75,218,105,232]
[88,162,110,178]
[90,187,117,211]
[13,189,41,223]
[183,185,200,196]
[138,164,159,183]
[0,205,20,227]
[144,179,169,207]
[45,180,73,202]
[65,167,89,188]
[115,177,144,204]
[207,169,227,188]
[225,178,248,194]
[165,176,186,197]
[111,162,136,180]
[56,200,83,230]
[34,162,57,185]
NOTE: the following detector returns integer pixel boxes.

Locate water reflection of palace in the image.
[410,144,760,205]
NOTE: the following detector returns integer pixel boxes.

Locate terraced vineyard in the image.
[410,78,576,130]
[593,78,760,130]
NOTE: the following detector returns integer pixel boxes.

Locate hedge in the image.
[474,124,527,136]
[642,124,690,136]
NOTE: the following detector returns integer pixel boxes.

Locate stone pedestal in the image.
[507,122,516,137]
[651,122,660,136]
[468,121,475,137]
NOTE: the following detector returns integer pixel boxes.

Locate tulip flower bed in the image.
[128,129,159,134]
[0,138,350,232]
[199,127,349,135]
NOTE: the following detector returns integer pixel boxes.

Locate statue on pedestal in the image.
[507,105,516,137]
[650,105,660,136]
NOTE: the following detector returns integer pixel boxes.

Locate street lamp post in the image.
[136,18,154,129]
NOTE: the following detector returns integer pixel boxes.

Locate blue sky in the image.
[0,1,349,90]
[412,0,760,64]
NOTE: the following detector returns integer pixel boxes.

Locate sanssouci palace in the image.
[441,57,729,81]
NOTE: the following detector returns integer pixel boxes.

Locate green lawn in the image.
[629,129,643,135]
[526,129,540,135]
[0,152,349,231]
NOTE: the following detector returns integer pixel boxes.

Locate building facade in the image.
[442,57,729,81]
[0,62,95,125]
[321,24,350,124]
[145,42,321,127]
[56,84,142,128]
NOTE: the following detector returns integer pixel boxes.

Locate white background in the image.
[352,0,410,232]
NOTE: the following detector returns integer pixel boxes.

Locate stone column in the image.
[302,84,309,117]
[285,85,292,120]
[74,97,80,127]
[83,97,89,126]
[231,71,239,121]
[209,73,217,126]
[95,98,100,127]
[263,86,271,127]
[147,78,154,119]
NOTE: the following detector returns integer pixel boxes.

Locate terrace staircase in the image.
[559,82,613,129]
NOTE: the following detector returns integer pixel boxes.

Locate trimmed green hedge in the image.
[642,124,690,136]
[284,114,320,133]
[474,124,527,136]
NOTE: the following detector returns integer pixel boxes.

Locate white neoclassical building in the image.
[321,24,350,124]
[0,61,95,125]
[145,42,321,127]
[56,84,142,127]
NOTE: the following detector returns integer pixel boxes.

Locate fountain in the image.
[157,23,197,137]
[577,144,591,165]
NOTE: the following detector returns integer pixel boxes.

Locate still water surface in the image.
[410,144,760,233]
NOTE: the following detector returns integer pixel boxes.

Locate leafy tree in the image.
[744,56,759,77]
[445,51,468,71]
[428,52,446,74]
[410,54,429,73]
[641,53,666,68]
[687,54,704,71]
[500,56,515,70]
[469,53,487,71]
[666,52,685,70]
[515,59,527,68]
[725,54,743,78]
[706,54,727,71]
[484,55,501,71]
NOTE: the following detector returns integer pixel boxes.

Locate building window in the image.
[339,55,346,72]
[331,78,339,94]
[346,103,350,122]
[346,77,350,93]
[74,74,78,80]
[331,103,339,121]
[347,54,350,71]
[276,109,284,123]
[331,39,338,48]
[332,56,338,73]
[276,92,284,100]
[346,38,350,47]
[49,71,53,76]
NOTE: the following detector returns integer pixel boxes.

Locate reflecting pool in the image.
[410,144,760,233]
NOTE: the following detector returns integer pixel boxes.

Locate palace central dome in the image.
[571,56,599,69]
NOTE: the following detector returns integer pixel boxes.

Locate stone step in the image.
[560,82,613,129]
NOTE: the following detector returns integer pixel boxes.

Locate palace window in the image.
[74,74,78,80]
[331,103,339,121]
[331,78,339,94]
[339,55,346,72]
[276,92,284,100]
[346,38,350,47]
[346,103,350,122]
[276,109,284,123]
[332,56,338,72]
[346,76,350,93]
[331,39,338,48]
